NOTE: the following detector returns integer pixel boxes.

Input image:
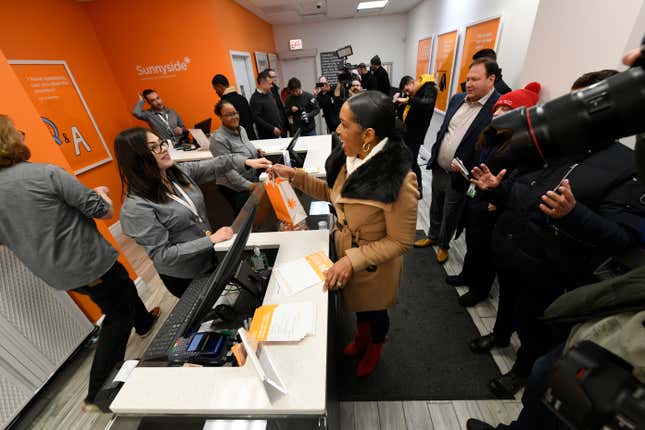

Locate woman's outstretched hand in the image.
[245,157,272,170]
[267,164,296,180]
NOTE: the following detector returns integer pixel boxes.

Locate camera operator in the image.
[314,76,340,133]
[466,42,645,430]
[466,68,645,400]
[285,77,320,136]
[357,62,376,91]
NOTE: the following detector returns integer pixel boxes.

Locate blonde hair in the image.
[0,115,31,167]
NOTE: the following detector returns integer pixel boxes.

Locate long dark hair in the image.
[346,90,403,141]
[114,127,190,203]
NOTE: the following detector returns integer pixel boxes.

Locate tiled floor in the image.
[18,167,522,430]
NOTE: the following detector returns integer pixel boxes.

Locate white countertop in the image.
[252,135,331,177]
[110,230,330,417]
[169,135,331,178]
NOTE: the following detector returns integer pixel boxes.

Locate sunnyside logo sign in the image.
[136,56,191,80]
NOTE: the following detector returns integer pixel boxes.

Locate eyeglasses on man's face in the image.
[147,140,169,154]
[221,112,239,118]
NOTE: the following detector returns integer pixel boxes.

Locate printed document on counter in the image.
[274,251,333,296]
[248,302,315,342]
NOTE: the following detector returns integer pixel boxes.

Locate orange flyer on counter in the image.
[248,304,279,342]
[304,251,333,281]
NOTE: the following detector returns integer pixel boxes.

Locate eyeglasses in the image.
[148,140,169,154]
[221,112,239,118]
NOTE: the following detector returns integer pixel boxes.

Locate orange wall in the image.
[84,0,277,132]
[0,0,134,219]
[0,49,129,322]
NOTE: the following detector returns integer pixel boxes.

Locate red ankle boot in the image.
[356,342,384,377]
[343,321,371,357]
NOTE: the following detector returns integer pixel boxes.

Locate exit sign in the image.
[289,39,303,50]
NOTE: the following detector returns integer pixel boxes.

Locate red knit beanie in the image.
[493,82,542,111]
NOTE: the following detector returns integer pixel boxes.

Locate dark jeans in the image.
[462,198,498,298]
[159,273,192,298]
[219,186,251,215]
[404,136,423,192]
[74,261,153,402]
[356,310,390,343]
[429,168,466,249]
[497,345,566,430]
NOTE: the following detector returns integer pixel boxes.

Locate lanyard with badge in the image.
[167,182,205,226]
[157,111,173,136]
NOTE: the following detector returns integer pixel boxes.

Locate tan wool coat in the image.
[291,146,419,312]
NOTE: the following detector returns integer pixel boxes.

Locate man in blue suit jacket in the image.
[415,58,501,264]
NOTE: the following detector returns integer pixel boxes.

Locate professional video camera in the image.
[543,341,645,430]
[487,36,645,166]
[337,62,357,88]
[335,45,357,89]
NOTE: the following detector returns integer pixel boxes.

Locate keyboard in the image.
[142,274,210,361]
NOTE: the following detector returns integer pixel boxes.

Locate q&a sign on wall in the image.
[9,60,112,175]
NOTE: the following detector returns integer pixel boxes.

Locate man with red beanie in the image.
[447,82,542,308]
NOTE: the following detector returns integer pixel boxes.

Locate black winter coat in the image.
[402,82,437,141]
[485,143,645,287]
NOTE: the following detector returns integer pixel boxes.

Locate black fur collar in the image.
[325,138,412,203]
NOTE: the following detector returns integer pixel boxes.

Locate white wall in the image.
[405,0,540,154]
[518,0,644,101]
[272,14,408,86]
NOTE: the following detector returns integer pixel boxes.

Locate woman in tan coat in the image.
[269,91,419,376]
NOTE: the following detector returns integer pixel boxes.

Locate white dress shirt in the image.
[436,88,495,170]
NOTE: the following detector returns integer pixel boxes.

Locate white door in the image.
[230,51,255,102]
[280,56,324,134]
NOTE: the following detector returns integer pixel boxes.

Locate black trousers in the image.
[493,265,565,376]
[461,199,498,298]
[159,273,192,298]
[74,261,153,402]
[219,186,251,216]
[356,310,390,343]
[404,135,423,191]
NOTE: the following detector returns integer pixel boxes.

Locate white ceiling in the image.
[234,0,422,25]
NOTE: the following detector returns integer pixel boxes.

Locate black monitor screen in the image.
[182,190,258,334]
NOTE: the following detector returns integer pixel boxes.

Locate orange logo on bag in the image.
[287,198,297,209]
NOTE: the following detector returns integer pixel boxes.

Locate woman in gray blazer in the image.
[116,128,271,297]
[210,100,264,214]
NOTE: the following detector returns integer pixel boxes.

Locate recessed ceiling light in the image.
[357,1,389,11]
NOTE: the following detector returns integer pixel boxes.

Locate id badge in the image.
[466,183,477,199]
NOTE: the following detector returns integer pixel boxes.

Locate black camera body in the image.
[544,340,645,430]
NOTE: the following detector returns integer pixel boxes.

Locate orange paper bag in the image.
[264,177,307,225]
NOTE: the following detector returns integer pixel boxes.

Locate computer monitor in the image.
[182,192,258,335]
[285,128,304,167]
[194,118,212,136]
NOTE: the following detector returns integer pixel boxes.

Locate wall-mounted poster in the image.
[456,16,502,93]
[416,37,433,77]
[267,52,282,87]
[432,30,459,113]
[254,52,269,74]
[9,60,112,174]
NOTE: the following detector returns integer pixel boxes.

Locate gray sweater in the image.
[120,155,247,279]
[209,126,259,191]
[0,162,117,290]
[132,99,185,141]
